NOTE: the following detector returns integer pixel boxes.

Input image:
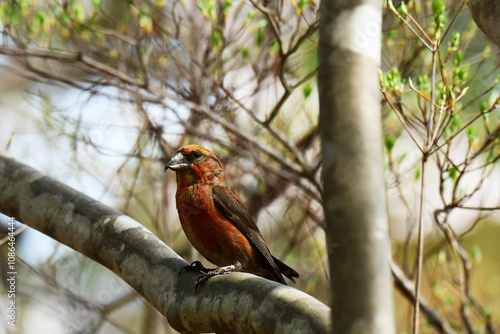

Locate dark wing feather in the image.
[211,184,286,284]
[273,256,299,282]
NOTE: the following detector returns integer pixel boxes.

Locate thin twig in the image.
[412,154,428,334]
[387,0,433,51]
[380,89,424,153]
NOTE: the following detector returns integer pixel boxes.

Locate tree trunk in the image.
[318,0,395,332]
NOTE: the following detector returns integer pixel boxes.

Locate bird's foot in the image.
[195,262,242,292]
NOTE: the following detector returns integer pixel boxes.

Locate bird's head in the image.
[165,145,225,185]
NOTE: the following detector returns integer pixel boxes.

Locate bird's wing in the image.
[211,184,286,284]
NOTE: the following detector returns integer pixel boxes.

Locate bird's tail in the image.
[272,256,299,283]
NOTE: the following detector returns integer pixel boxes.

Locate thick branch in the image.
[0,151,330,333]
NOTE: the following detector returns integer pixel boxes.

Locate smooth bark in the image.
[318,0,395,332]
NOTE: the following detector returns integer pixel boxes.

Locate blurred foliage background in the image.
[0,0,498,333]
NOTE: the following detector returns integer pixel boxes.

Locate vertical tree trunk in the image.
[318,0,395,333]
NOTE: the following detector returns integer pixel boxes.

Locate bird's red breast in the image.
[175,183,254,268]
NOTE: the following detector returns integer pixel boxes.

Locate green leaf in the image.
[223,0,232,12]
[482,111,489,123]
[19,0,29,12]
[440,85,447,100]
[196,0,216,18]
[484,150,496,163]
[270,39,280,53]
[466,126,478,143]
[73,3,86,23]
[400,1,408,14]
[384,67,404,93]
[432,0,445,14]
[448,32,460,55]
[196,1,204,12]
[417,74,428,86]
[241,47,249,59]
[60,10,71,25]
[454,51,463,68]
[397,153,407,164]
[417,74,430,91]
[434,13,445,34]
[397,3,407,18]
[448,167,458,180]
[211,30,222,47]
[298,0,310,9]
[139,14,153,34]
[256,30,265,46]
[36,11,45,25]
[415,167,421,181]
[457,67,467,81]
[247,10,255,20]
[92,0,101,9]
[450,32,460,48]
[384,134,396,154]
[471,244,482,262]
[303,83,313,98]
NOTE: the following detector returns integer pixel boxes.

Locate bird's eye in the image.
[193,152,201,159]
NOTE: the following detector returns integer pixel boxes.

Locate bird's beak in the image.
[165,152,190,172]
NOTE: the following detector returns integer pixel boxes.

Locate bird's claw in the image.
[194,264,238,292]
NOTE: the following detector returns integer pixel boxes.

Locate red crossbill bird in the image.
[165,145,299,287]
